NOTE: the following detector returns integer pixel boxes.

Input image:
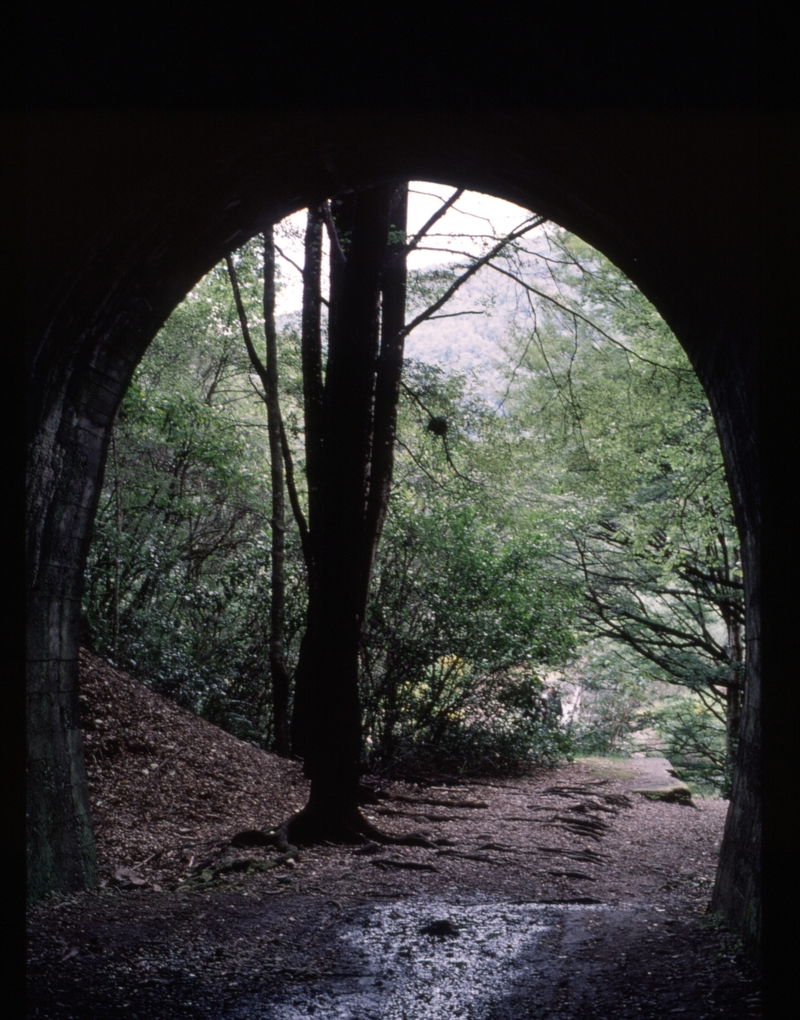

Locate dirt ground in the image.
[26,651,761,1018]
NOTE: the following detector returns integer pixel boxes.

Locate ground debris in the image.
[389,794,489,809]
[27,649,756,1019]
[369,857,440,872]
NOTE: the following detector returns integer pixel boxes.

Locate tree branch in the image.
[400,217,546,340]
[224,254,269,392]
[322,201,347,265]
[485,261,686,376]
[396,187,465,262]
[278,418,312,571]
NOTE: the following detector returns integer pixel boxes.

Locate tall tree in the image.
[281,187,553,839]
[225,230,293,755]
[284,184,409,840]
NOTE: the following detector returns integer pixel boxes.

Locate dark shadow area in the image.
[26,15,792,1018]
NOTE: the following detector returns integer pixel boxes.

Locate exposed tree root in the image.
[543,784,632,813]
[435,849,499,864]
[543,822,603,842]
[550,814,610,834]
[544,781,610,794]
[388,795,489,809]
[373,807,464,822]
[232,803,437,854]
[356,781,390,806]
[353,840,384,855]
[370,858,439,872]
[537,895,603,905]
[567,800,618,815]
[535,845,607,864]
[230,829,279,848]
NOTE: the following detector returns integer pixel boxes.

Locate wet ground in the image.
[27,888,759,1019]
[223,896,752,1020]
[29,665,761,1019]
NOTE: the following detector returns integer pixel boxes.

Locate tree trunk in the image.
[225,247,291,756]
[726,683,742,762]
[362,184,409,610]
[290,205,325,760]
[710,517,760,954]
[288,184,402,837]
[110,423,122,659]
[263,229,292,756]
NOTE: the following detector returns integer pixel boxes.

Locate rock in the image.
[420,919,459,937]
[112,867,148,887]
[635,786,694,805]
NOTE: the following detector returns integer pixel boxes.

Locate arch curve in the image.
[26,108,759,949]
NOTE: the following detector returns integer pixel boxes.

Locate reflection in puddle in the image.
[263,898,595,1019]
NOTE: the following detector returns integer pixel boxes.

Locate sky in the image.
[272,183,540,318]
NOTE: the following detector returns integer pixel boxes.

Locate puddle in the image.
[231,898,606,1019]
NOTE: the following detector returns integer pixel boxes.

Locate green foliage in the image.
[82,206,741,793]
[498,231,743,791]
[565,647,652,757]
[643,691,732,796]
[82,245,307,748]
[361,383,579,776]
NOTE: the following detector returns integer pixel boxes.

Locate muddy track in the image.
[27,763,760,1019]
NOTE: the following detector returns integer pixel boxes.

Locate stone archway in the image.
[25,109,760,948]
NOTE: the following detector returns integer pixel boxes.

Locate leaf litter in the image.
[26,650,760,1018]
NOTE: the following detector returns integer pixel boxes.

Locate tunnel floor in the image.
[27,655,760,1018]
[27,886,759,1019]
[27,757,761,1020]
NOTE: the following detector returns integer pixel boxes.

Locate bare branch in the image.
[400,217,546,340]
[394,437,445,487]
[424,310,486,321]
[398,188,465,261]
[273,243,306,280]
[484,261,685,376]
[400,379,439,419]
[278,418,312,569]
[224,254,269,392]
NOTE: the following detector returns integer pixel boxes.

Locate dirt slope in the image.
[77,648,309,889]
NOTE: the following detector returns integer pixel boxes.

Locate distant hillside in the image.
[403,266,525,395]
[277,240,566,404]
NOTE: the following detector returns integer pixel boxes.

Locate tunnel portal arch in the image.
[26,109,759,948]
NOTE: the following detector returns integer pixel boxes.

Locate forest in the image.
[81,183,744,801]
